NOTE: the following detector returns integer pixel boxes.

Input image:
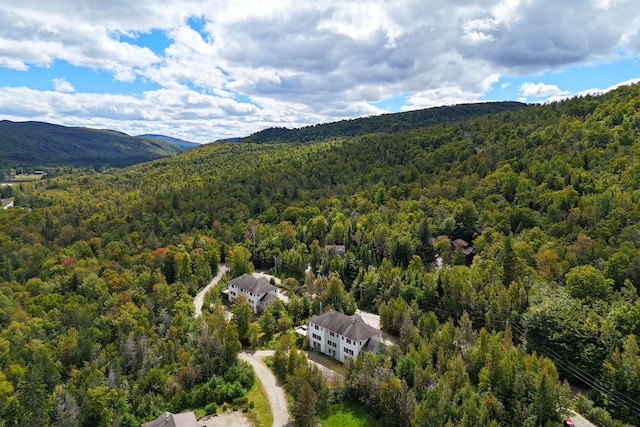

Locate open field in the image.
[1,174,44,185]
[320,400,381,427]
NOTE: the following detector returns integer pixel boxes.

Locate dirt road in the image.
[239,350,291,427]
[193,265,228,317]
[567,410,597,427]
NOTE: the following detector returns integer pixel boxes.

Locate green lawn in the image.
[246,379,273,427]
[319,400,381,427]
[2,174,44,183]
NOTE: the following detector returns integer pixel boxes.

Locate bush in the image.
[224,363,255,389]
[205,402,218,415]
[233,396,248,406]
[572,393,593,415]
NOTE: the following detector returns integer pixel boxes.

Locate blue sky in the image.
[0,1,639,143]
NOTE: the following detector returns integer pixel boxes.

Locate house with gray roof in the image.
[141,411,198,427]
[227,274,278,314]
[308,310,382,362]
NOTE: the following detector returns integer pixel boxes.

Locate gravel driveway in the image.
[239,350,291,427]
[194,265,228,317]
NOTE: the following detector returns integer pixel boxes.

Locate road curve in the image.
[568,410,597,427]
[194,264,228,317]
[239,350,291,427]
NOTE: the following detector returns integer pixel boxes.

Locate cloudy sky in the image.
[0,0,639,143]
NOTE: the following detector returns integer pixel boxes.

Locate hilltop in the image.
[244,101,526,143]
[137,133,200,150]
[0,120,182,169]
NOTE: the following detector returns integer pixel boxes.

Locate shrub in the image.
[205,402,218,415]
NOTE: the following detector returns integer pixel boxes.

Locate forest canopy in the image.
[2,83,640,425]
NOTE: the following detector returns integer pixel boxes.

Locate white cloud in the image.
[519,82,569,98]
[52,78,74,93]
[543,78,640,103]
[0,0,639,139]
[0,85,261,142]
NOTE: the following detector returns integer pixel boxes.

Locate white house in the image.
[308,310,382,362]
[227,274,278,314]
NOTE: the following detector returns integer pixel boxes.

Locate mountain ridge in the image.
[243,101,527,144]
[137,133,200,150]
[0,120,182,170]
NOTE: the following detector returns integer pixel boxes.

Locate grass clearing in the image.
[2,174,44,183]
[319,399,381,427]
[246,378,272,427]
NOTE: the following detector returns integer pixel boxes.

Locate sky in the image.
[0,1,639,143]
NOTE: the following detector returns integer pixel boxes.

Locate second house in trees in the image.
[308,310,383,362]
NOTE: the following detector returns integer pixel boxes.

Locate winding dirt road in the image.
[193,267,291,426]
[193,265,228,317]
[239,351,291,427]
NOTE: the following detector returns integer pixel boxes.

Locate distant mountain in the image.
[0,121,182,168]
[243,101,527,144]
[137,134,200,150]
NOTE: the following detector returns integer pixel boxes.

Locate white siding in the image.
[228,285,276,314]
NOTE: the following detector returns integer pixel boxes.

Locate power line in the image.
[509,320,640,418]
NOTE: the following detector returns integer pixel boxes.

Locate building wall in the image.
[228,284,273,314]
[308,321,378,362]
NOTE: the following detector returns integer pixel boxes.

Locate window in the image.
[346,338,352,344]
[329,331,335,337]
[312,333,321,341]
[314,325,319,330]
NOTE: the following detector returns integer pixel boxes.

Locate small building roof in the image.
[451,238,474,255]
[309,310,380,341]
[362,335,384,353]
[325,244,346,254]
[141,411,198,427]
[228,274,278,294]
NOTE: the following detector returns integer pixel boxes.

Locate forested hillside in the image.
[244,101,526,144]
[0,120,182,171]
[137,134,200,150]
[2,84,640,426]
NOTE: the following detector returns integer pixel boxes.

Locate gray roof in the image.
[309,310,380,341]
[228,274,277,294]
[141,412,198,427]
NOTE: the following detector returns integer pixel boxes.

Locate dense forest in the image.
[244,101,526,144]
[2,84,640,426]
[0,120,183,172]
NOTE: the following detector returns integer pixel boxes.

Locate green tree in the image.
[229,245,254,276]
[82,386,119,427]
[292,382,318,427]
[565,265,613,302]
[379,376,416,427]
[604,251,631,289]
[232,294,253,344]
[416,217,435,264]
[501,235,517,286]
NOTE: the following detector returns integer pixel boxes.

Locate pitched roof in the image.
[451,238,474,255]
[362,335,384,353]
[141,412,198,427]
[309,310,380,341]
[324,244,346,254]
[228,274,278,294]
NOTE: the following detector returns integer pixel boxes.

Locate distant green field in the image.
[319,400,381,427]
[1,174,44,183]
